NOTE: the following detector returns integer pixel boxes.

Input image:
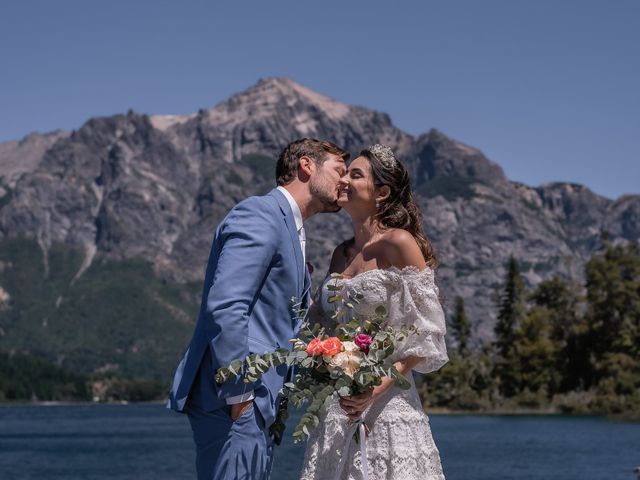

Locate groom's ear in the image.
[298,155,314,180]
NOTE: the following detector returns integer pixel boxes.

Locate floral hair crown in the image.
[367,144,397,169]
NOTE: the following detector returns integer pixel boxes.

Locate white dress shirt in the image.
[277,186,305,263]
[226,187,305,405]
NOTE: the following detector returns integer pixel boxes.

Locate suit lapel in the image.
[284,216,304,294]
[302,268,311,309]
[269,189,304,294]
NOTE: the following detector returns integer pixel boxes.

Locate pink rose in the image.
[354,333,373,354]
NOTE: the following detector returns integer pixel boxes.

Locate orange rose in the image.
[320,337,343,356]
[306,337,325,356]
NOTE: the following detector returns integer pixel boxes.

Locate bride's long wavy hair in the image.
[361,148,438,269]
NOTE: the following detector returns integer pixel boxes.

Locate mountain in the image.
[0,77,637,379]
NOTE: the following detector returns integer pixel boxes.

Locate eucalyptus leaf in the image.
[375,305,387,316]
[337,386,351,396]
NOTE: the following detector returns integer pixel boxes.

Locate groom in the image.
[168,138,349,480]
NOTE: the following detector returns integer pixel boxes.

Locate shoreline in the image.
[426,406,560,415]
[0,400,166,407]
[426,407,639,422]
[2,401,638,422]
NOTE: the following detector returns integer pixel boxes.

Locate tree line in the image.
[3,240,638,415]
[0,351,166,403]
[420,240,640,417]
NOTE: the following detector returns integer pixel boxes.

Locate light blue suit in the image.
[168,188,310,480]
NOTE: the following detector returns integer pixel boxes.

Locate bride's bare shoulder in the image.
[379,229,426,270]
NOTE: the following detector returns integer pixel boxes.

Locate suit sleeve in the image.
[206,197,279,399]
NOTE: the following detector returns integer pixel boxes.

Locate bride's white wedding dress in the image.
[299,266,449,480]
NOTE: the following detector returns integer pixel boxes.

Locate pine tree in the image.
[494,256,526,357]
[530,277,580,343]
[451,296,471,357]
[493,256,526,397]
[529,277,583,393]
[511,309,556,399]
[583,242,640,398]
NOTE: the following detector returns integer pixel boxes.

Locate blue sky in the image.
[1,0,638,199]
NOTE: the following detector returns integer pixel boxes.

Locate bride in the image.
[299,144,449,480]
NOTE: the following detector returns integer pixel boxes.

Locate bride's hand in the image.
[339,389,373,421]
[339,377,395,420]
[340,357,423,420]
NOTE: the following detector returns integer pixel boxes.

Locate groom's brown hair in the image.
[276,138,349,186]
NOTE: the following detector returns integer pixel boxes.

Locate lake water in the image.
[0,404,638,479]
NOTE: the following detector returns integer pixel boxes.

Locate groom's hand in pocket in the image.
[230,399,253,421]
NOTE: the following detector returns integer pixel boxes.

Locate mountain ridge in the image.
[0,77,637,377]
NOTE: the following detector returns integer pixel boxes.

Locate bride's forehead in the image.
[347,156,370,171]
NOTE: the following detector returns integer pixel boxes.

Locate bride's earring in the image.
[375,200,379,209]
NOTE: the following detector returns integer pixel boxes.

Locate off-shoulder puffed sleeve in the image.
[386,268,449,374]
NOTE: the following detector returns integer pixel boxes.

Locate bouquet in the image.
[215,273,418,443]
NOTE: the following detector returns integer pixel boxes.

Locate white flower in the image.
[329,350,364,377]
[341,341,360,353]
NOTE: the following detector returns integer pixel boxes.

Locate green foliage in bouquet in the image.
[216,274,418,443]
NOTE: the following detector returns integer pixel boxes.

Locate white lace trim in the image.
[338,265,434,283]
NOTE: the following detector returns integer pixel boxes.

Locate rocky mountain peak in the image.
[0,130,70,187]
[162,77,412,164]
[202,77,351,131]
[410,128,507,186]
[251,77,352,121]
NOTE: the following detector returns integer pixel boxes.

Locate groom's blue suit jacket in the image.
[167,188,310,427]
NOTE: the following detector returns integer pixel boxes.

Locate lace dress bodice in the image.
[318,266,448,374]
[300,267,448,480]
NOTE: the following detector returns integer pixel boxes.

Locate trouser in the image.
[186,402,274,480]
